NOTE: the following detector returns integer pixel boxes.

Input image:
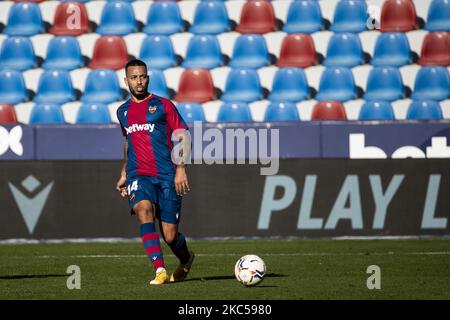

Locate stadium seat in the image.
[217,102,252,122]
[330,0,368,33]
[182,35,224,69]
[143,2,184,35]
[364,67,404,101]
[268,67,310,103]
[0,104,18,124]
[50,2,91,36]
[282,0,324,34]
[88,36,129,70]
[229,34,270,69]
[175,103,206,123]
[0,70,28,105]
[380,0,418,32]
[236,0,276,34]
[81,69,122,104]
[33,70,76,104]
[418,32,450,66]
[0,36,37,71]
[358,101,395,120]
[148,69,170,99]
[4,2,44,36]
[425,0,450,31]
[140,35,177,70]
[412,66,450,101]
[29,103,65,124]
[371,32,412,67]
[406,100,443,119]
[12,0,44,3]
[311,101,347,121]
[174,69,216,103]
[323,33,365,68]
[59,0,89,3]
[42,36,84,71]
[96,1,137,36]
[264,102,299,121]
[190,1,230,35]
[276,34,317,68]
[76,103,111,124]
[221,69,263,103]
[315,67,357,102]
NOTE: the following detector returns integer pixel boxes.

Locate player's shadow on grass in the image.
[185,272,287,286]
[0,274,67,280]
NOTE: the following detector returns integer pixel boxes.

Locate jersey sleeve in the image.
[116,107,127,137]
[164,100,188,132]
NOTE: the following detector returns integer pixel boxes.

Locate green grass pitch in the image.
[1,239,449,300]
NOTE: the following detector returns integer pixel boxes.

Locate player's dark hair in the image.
[125,59,147,73]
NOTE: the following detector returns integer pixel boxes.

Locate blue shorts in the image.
[125,175,182,224]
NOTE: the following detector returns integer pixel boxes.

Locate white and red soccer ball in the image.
[234,254,266,286]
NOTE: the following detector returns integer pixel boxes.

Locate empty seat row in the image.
[3,0,449,38]
[1,31,449,73]
[1,65,448,106]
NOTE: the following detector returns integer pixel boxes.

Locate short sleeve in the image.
[164,99,188,132]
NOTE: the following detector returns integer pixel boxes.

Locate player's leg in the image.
[134,200,168,285]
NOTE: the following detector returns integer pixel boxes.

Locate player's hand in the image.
[116,175,127,198]
[175,166,190,196]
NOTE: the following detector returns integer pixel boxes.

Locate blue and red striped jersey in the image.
[116,94,187,179]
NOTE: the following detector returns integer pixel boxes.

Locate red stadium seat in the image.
[88,36,129,70]
[236,0,277,34]
[311,101,347,121]
[0,104,18,124]
[276,34,317,68]
[12,0,44,2]
[50,2,92,36]
[380,0,418,32]
[419,32,450,66]
[174,69,216,103]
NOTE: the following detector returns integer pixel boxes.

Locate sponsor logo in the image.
[124,123,155,135]
[149,105,157,114]
[0,125,23,156]
[8,175,54,234]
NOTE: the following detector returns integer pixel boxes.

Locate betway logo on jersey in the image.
[125,123,155,135]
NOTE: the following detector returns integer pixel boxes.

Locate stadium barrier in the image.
[0,159,449,239]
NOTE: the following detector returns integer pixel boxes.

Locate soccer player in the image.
[115,59,194,285]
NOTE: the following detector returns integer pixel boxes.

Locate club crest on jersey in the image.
[149,105,157,113]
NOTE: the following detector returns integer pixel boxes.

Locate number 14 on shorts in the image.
[127,180,138,195]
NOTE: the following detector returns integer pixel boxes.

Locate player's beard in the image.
[131,82,149,100]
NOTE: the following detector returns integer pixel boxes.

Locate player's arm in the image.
[116,139,128,198]
[173,129,190,196]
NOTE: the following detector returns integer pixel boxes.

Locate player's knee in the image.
[163,232,177,246]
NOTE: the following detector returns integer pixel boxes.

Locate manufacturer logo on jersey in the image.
[149,105,157,114]
[124,123,155,134]
[8,175,54,234]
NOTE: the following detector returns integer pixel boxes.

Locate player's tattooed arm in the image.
[173,130,190,196]
[116,140,128,198]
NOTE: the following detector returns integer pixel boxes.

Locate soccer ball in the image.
[234,254,266,286]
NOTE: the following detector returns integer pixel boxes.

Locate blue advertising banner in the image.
[0,125,34,160]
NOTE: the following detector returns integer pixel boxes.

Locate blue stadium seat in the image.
[81,69,122,104]
[425,0,450,31]
[190,1,230,35]
[264,102,299,121]
[42,36,84,70]
[96,1,137,36]
[371,32,412,67]
[140,35,177,70]
[217,102,252,122]
[268,67,310,102]
[175,103,206,123]
[182,35,224,69]
[33,70,75,104]
[229,34,270,69]
[323,33,365,68]
[315,67,357,102]
[29,103,65,124]
[358,101,395,120]
[283,0,324,34]
[407,100,443,120]
[221,69,263,103]
[330,0,368,33]
[4,2,44,36]
[143,2,184,35]
[412,66,450,101]
[76,103,111,124]
[364,67,404,101]
[0,70,28,105]
[148,69,170,99]
[0,36,37,71]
